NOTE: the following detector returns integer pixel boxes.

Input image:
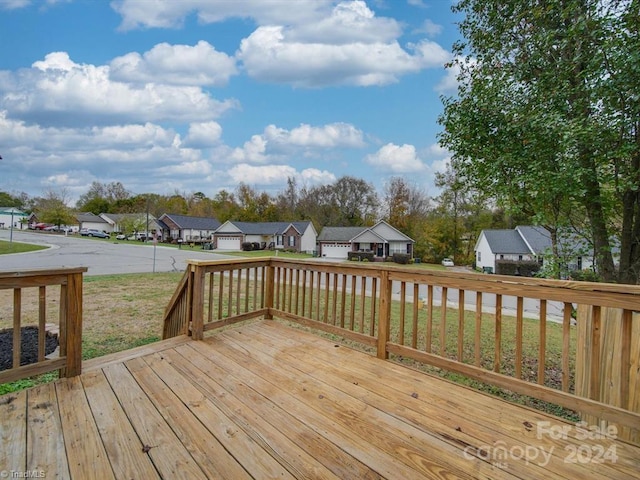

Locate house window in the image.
[276,235,283,246]
[500,255,504,260]
[288,235,296,247]
[477,251,481,262]
[519,255,523,261]
[577,256,582,270]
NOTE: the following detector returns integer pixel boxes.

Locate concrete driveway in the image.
[0,230,236,276]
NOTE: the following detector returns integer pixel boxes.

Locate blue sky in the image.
[0,0,461,204]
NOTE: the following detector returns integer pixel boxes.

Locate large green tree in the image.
[440,0,639,282]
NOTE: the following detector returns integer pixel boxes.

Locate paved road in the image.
[0,229,235,276]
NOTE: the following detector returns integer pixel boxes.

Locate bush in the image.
[569,269,601,282]
[252,242,261,250]
[392,253,411,265]
[495,260,540,277]
[241,242,254,251]
[347,251,374,262]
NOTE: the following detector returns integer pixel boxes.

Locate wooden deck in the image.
[1,320,639,479]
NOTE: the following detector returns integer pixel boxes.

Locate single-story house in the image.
[317,221,414,260]
[0,207,28,230]
[213,221,317,253]
[157,214,221,243]
[76,212,110,233]
[474,225,596,274]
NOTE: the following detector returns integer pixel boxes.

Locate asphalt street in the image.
[0,229,235,276]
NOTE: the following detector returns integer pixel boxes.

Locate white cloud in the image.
[184,121,223,148]
[364,143,425,173]
[264,123,365,149]
[415,19,443,38]
[227,163,336,186]
[110,41,237,86]
[111,0,333,30]
[0,52,238,127]
[230,134,269,164]
[0,0,31,10]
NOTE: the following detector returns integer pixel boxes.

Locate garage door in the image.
[216,236,241,250]
[321,243,350,259]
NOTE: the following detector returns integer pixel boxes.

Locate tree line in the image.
[1,176,525,265]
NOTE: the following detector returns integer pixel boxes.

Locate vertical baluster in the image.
[244,268,250,313]
[293,269,300,315]
[515,296,524,379]
[315,271,321,321]
[349,275,357,330]
[13,289,22,368]
[620,309,632,411]
[38,286,46,361]
[494,294,502,373]
[440,286,448,356]
[282,268,288,311]
[227,269,234,318]
[457,289,465,362]
[308,271,315,319]
[412,284,419,349]
[208,272,214,322]
[426,285,433,353]
[475,292,482,367]
[340,274,347,328]
[331,273,338,325]
[287,268,294,312]
[236,268,242,316]
[301,270,307,317]
[399,282,406,345]
[562,302,572,392]
[369,277,377,337]
[359,276,366,334]
[323,272,330,323]
[538,300,547,385]
[218,271,224,319]
[589,305,601,400]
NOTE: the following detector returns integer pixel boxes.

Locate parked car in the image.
[441,258,455,267]
[81,229,110,238]
[115,233,127,240]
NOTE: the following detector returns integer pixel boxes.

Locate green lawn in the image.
[0,239,47,254]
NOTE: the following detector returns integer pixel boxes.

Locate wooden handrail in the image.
[0,267,87,384]
[162,258,640,442]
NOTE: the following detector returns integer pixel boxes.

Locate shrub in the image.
[569,269,601,282]
[392,253,411,265]
[241,242,254,251]
[347,251,374,262]
[495,260,540,277]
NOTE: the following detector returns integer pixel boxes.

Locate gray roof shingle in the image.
[318,226,368,242]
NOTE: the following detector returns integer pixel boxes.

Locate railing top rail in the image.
[191,257,640,311]
[0,267,88,278]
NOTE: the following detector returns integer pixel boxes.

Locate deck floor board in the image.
[1,319,639,479]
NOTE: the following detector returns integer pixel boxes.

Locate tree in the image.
[439,0,639,282]
[77,181,131,214]
[34,189,75,227]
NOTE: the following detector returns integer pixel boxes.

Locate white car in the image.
[441,258,455,267]
[115,234,127,240]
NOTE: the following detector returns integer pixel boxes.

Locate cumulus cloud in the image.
[364,143,426,173]
[183,121,223,148]
[229,123,365,163]
[0,52,238,127]
[110,41,237,86]
[415,19,444,38]
[0,0,31,10]
[228,163,335,186]
[111,0,333,30]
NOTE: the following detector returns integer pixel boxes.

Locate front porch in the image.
[3,320,638,479]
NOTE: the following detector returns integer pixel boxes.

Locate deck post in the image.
[377,270,391,359]
[63,272,83,377]
[264,261,275,320]
[190,264,205,340]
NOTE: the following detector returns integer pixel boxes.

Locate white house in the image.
[156,214,222,243]
[475,225,595,274]
[0,207,28,230]
[317,221,414,260]
[213,221,317,252]
[76,212,110,233]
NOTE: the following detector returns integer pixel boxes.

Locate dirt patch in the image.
[0,326,59,371]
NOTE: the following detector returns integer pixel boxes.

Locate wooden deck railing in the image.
[163,258,640,443]
[0,267,87,384]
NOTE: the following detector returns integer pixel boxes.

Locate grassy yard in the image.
[0,239,47,254]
